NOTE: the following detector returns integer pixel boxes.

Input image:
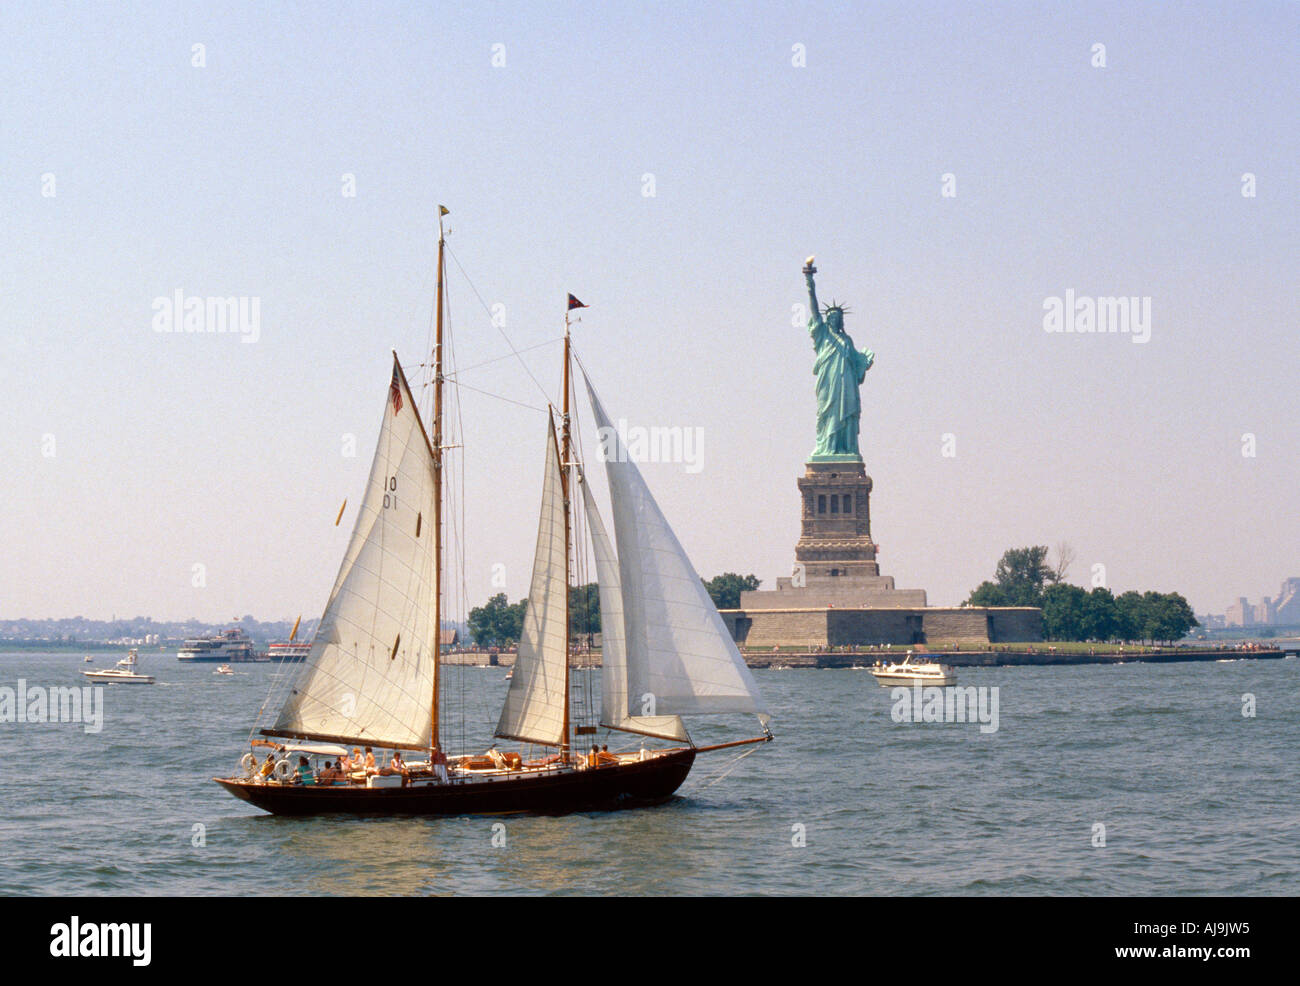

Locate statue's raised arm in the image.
[803,256,820,322]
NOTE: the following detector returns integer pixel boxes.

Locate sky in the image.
[2,1,1296,625]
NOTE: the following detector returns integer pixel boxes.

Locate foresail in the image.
[580,470,688,743]
[272,356,438,750]
[582,372,768,721]
[495,418,568,746]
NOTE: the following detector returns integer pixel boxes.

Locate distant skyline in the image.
[3,2,1296,623]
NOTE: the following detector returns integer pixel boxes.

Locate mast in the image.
[431,205,447,752]
[560,301,573,762]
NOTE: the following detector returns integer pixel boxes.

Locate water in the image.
[1,650,1296,895]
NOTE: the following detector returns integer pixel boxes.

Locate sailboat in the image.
[214,211,771,815]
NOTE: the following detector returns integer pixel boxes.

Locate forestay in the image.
[272,356,439,750]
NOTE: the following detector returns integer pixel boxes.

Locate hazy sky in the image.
[3,1,1296,625]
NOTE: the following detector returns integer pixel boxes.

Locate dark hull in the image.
[214,748,696,817]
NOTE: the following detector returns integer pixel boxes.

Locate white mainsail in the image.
[495,418,569,746]
[582,372,768,724]
[579,470,689,742]
[271,356,439,750]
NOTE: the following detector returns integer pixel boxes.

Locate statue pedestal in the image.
[794,460,878,580]
[738,459,929,613]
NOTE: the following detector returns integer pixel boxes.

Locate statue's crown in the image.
[822,299,850,316]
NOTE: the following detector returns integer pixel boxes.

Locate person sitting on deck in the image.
[431,746,449,783]
[295,756,315,786]
[258,752,276,778]
[597,744,619,766]
[379,750,409,787]
[338,751,354,772]
[318,761,344,785]
[363,747,377,772]
[587,745,600,768]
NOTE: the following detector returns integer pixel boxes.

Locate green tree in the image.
[1144,591,1199,643]
[468,593,527,647]
[569,582,601,637]
[703,573,761,609]
[965,546,1056,607]
[965,580,1007,607]
[1115,590,1145,641]
[1042,582,1089,640]
[1080,587,1120,641]
[994,546,1056,606]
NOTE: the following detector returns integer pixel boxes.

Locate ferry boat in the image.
[266,640,311,662]
[870,650,956,686]
[83,649,155,685]
[177,628,258,662]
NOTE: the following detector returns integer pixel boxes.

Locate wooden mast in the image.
[560,303,573,763]
[431,205,447,753]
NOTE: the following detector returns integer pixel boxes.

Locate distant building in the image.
[1222,578,1300,628]
[439,629,460,653]
[1273,578,1300,624]
[1225,597,1253,628]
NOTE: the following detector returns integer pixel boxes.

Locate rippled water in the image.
[1,650,1296,895]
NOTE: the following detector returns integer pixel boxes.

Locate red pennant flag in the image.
[567,294,588,311]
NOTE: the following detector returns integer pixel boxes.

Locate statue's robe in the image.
[810,313,874,456]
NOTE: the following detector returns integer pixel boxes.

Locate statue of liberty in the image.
[802,257,874,459]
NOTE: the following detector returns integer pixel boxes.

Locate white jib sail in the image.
[583,372,768,721]
[273,356,438,750]
[579,469,688,742]
[495,418,569,746]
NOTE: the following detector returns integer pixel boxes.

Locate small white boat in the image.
[83,649,155,685]
[216,665,234,675]
[870,650,955,687]
[83,654,93,663]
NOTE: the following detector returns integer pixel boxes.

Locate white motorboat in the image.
[83,649,155,685]
[215,664,234,675]
[870,651,955,687]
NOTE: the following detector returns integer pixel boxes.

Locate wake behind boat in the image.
[83,649,155,685]
[870,650,955,686]
[215,210,771,816]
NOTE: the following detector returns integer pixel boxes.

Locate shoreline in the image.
[436,645,1293,670]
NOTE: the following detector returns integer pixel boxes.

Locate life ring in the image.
[239,753,257,778]
[274,759,294,780]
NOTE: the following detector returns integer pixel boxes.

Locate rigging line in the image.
[442,258,472,760]
[444,377,551,413]
[687,745,761,793]
[444,242,551,404]
[438,337,562,378]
